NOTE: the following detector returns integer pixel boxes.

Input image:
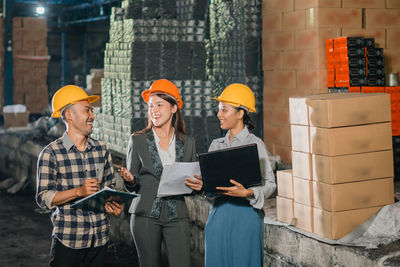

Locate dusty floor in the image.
[0,192,138,267]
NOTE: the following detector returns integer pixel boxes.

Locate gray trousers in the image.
[130,213,191,267]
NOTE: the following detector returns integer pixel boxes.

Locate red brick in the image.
[387,29,400,49]
[264,124,291,146]
[384,49,400,73]
[263,0,294,14]
[275,107,291,126]
[284,50,315,69]
[263,13,282,32]
[264,88,286,106]
[342,0,384,8]
[365,9,400,28]
[264,124,284,145]
[305,8,318,29]
[262,31,273,52]
[275,70,296,89]
[263,51,283,70]
[283,10,306,30]
[271,32,295,50]
[318,8,362,28]
[297,70,319,89]
[295,0,341,9]
[341,28,386,48]
[386,0,400,8]
[295,29,318,49]
[274,144,292,163]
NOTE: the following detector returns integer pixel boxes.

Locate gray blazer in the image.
[125,130,197,220]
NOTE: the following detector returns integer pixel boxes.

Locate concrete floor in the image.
[0,192,139,267]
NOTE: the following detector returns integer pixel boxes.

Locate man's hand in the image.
[105,201,123,216]
[216,179,254,198]
[118,167,135,185]
[76,178,99,197]
[185,174,203,191]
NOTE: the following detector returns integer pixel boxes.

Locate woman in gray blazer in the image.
[118,79,200,267]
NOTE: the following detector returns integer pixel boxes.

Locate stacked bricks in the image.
[208,0,264,139]
[286,93,394,239]
[12,17,49,114]
[0,19,4,114]
[92,1,213,155]
[262,0,400,164]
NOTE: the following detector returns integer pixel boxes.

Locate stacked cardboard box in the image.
[289,93,394,239]
[12,17,49,114]
[276,169,294,225]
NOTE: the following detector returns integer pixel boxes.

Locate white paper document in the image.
[157,162,201,197]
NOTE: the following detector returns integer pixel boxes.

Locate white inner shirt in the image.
[152,128,176,167]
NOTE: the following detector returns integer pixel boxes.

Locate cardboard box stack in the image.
[276,169,294,225]
[289,93,394,239]
[86,69,104,107]
[12,17,49,114]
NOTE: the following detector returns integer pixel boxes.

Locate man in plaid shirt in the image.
[36,85,123,267]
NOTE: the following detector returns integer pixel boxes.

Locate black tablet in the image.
[198,143,262,196]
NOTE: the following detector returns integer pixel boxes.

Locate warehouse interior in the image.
[1,0,400,266]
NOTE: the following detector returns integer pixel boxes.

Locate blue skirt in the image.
[205,197,264,267]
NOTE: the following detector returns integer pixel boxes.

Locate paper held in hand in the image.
[157,162,201,197]
[71,186,138,213]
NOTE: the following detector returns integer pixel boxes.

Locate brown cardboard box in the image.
[313,178,394,212]
[294,202,313,232]
[289,97,309,125]
[292,151,312,180]
[307,93,390,128]
[293,177,313,206]
[291,124,310,153]
[277,169,293,198]
[3,111,29,128]
[313,206,382,239]
[289,93,391,128]
[276,196,294,224]
[312,150,394,184]
[309,122,392,156]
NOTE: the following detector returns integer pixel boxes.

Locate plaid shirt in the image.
[36,132,115,249]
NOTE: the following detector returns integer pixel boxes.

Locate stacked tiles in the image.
[208,0,263,138]
[0,19,4,114]
[289,93,394,239]
[326,36,385,93]
[12,17,49,114]
[176,0,208,20]
[276,170,294,225]
[93,0,210,154]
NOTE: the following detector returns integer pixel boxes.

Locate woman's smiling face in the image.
[148,94,177,128]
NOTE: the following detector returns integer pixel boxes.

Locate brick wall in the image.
[262,0,400,163]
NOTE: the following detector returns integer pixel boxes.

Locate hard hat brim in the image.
[142,89,183,109]
[52,95,100,118]
[210,97,256,113]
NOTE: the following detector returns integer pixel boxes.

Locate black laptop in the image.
[198,143,262,196]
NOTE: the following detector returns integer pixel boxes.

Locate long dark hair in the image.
[236,107,255,131]
[134,93,187,143]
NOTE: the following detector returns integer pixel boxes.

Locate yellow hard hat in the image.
[211,83,256,113]
[51,85,100,118]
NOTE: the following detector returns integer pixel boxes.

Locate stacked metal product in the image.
[207,0,264,138]
[92,0,217,154]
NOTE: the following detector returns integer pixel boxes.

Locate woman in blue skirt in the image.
[186,83,276,267]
